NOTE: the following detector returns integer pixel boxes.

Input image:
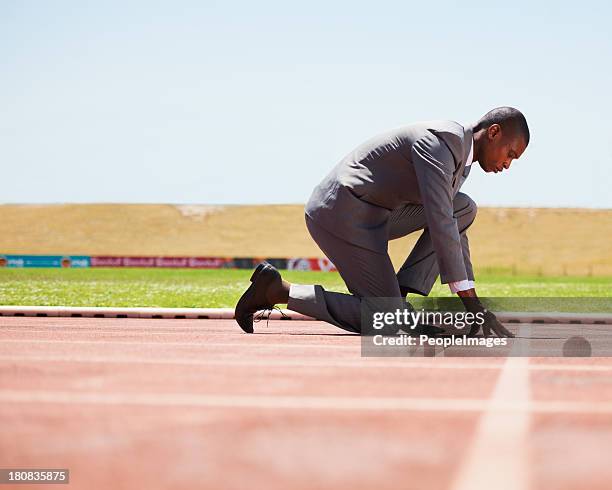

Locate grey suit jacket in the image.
[305,120,473,284]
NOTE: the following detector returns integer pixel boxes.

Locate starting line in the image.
[0,306,611,324]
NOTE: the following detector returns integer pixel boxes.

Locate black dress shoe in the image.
[235,262,282,333]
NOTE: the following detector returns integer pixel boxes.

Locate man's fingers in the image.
[475,311,515,338]
[493,321,515,338]
[467,322,480,337]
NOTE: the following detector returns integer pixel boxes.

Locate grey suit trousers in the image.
[287,192,477,333]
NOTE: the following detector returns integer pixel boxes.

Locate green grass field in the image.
[0,268,610,311]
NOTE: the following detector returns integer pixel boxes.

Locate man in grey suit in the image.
[235,107,530,337]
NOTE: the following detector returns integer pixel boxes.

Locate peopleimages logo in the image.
[372,334,508,349]
[371,309,485,331]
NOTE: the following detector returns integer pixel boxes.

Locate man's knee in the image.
[454,192,477,223]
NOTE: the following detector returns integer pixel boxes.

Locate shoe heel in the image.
[249,263,267,282]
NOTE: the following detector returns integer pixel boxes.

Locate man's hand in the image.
[456,288,515,338]
[480,309,515,338]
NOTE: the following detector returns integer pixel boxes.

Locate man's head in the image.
[472,107,529,173]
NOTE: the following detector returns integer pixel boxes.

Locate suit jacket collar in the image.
[451,125,473,194]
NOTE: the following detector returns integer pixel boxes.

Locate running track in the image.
[1,317,612,490]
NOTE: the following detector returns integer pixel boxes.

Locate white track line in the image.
[0,339,358,350]
[451,327,530,490]
[1,306,611,323]
[0,354,495,369]
[0,390,610,414]
[0,306,313,320]
[0,353,609,372]
[0,327,303,335]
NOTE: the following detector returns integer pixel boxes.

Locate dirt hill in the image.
[1,204,610,276]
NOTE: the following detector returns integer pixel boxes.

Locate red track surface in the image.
[1,317,612,490]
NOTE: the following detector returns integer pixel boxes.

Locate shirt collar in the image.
[465,137,474,167]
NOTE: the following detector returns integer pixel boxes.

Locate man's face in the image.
[477,124,527,174]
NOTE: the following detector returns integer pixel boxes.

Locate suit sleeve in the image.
[410,132,468,284]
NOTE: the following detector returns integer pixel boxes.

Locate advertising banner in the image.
[0,255,90,268]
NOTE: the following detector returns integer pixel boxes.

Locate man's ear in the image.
[487,124,501,141]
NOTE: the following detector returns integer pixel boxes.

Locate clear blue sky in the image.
[2,1,611,208]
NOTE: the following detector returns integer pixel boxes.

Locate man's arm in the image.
[410,133,513,337]
[410,132,468,284]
